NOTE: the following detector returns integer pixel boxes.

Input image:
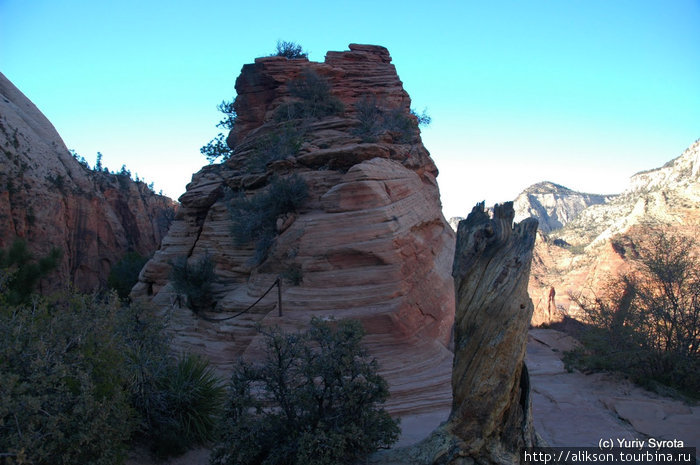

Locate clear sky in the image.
[2,0,699,219]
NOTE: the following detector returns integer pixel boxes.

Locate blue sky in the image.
[2,0,699,219]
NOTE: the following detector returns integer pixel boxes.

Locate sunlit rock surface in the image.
[132,44,455,416]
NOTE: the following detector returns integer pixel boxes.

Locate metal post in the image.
[277,277,282,317]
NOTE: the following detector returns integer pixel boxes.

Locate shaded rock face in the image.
[0,72,176,291]
[513,181,614,234]
[376,202,538,465]
[132,44,455,414]
[529,139,700,325]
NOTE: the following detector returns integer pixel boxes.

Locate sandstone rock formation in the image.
[0,72,175,291]
[529,139,700,325]
[372,202,539,464]
[132,44,455,415]
[513,181,614,233]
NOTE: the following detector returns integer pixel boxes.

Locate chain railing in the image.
[173,277,282,322]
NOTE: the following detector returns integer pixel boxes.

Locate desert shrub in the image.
[170,254,216,312]
[0,287,225,464]
[276,69,344,121]
[230,175,308,264]
[274,40,307,59]
[246,122,305,173]
[201,133,233,164]
[412,108,432,126]
[210,318,400,465]
[108,251,149,300]
[142,354,225,458]
[0,293,133,465]
[352,94,430,143]
[201,100,237,163]
[565,229,700,397]
[0,239,61,306]
[281,263,303,286]
[118,302,225,458]
[352,94,385,142]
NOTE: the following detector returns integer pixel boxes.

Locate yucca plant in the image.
[150,353,225,457]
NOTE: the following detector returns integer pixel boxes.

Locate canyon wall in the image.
[0,72,175,291]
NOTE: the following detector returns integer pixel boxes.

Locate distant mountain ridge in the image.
[513,181,615,233]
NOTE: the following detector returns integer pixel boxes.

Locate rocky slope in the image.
[529,139,700,325]
[513,181,614,233]
[132,44,455,416]
[0,72,175,291]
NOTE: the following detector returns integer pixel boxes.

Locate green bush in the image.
[246,122,305,173]
[0,293,133,465]
[118,302,224,458]
[210,318,400,465]
[201,100,237,163]
[274,40,307,59]
[230,175,308,264]
[108,251,149,300]
[146,354,225,458]
[170,254,216,312]
[276,69,344,121]
[352,94,430,143]
[0,239,61,306]
[201,133,233,164]
[352,94,385,142]
[0,288,225,464]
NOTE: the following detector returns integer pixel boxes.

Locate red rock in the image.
[0,72,176,291]
[133,44,455,417]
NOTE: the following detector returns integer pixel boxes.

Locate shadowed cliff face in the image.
[0,72,176,291]
[132,44,455,416]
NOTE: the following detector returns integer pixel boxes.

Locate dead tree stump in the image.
[445,201,539,464]
[376,202,540,465]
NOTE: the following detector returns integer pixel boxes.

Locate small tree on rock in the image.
[274,40,308,59]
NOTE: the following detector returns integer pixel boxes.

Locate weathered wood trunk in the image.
[372,202,539,465]
[445,201,539,463]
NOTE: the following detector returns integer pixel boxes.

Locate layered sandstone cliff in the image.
[0,72,175,291]
[132,44,455,415]
[529,139,700,325]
